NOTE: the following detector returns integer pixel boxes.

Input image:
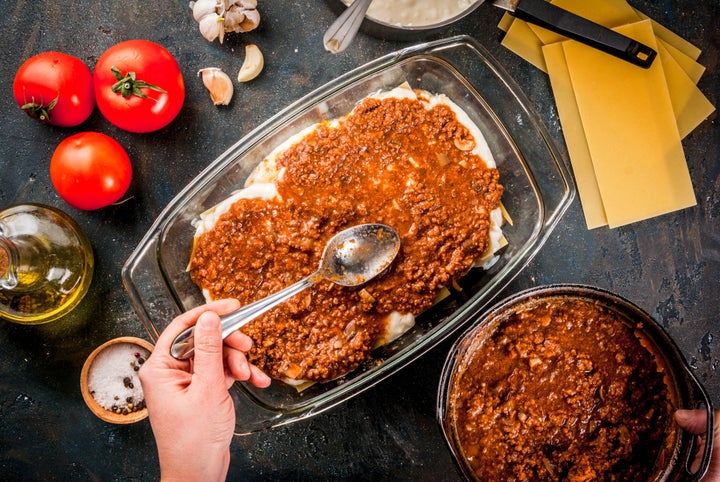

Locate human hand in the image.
[675,408,720,481]
[139,299,271,482]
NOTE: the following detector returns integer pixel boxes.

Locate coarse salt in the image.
[87,342,149,412]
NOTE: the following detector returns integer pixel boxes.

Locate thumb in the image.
[675,409,709,435]
[191,311,226,387]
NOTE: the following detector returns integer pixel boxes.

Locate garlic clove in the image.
[223,10,246,34]
[237,44,264,82]
[238,8,260,32]
[198,14,224,43]
[198,68,234,105]
[191,0,218,22]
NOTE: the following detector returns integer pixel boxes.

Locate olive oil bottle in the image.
[0,204,93,324]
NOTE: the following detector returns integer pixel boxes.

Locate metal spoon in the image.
[170,223,401,360]
[323,0,373,54]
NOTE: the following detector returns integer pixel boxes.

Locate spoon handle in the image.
[220,275,314,338]
[323,0,372,54]
[170,275,315,360]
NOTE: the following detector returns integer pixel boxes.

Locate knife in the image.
[488,0,656,68]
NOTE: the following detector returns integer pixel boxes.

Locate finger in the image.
[190,311,227,390]
[220,355,271,390]
[224,330,254,352]
[675,409,708,435]
[155,299,241,351]
[709,410,720,480]
[209,298,242,316]
[224,348,252,383]
[248,364,272,388]
[675,408,720,479]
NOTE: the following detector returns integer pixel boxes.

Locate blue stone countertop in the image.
[0,1,717,480]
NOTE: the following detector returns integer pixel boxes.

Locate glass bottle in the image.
[0,204,94,324]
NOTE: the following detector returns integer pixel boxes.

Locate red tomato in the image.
[50,132,132,210]
[13,52,95,127]
[93,40,185,133]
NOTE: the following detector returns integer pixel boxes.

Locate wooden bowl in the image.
[80,336,154,424]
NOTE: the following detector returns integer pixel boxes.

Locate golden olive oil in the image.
[0,204,93,324]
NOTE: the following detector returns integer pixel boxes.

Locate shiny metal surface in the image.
[170,224,399,360]
[324,0,373,53]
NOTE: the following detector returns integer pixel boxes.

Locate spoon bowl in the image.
[170,223,400,359]
[318,222,400,286]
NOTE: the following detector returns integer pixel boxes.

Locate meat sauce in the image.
[189,93,503,382]
[448,296,672,481]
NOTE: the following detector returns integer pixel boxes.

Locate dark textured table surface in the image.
[0,1,718,480]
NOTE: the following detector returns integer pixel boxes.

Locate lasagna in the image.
[188,85,505,385]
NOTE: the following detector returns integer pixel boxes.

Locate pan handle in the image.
[513,0,656,68]
[671,366,715,481]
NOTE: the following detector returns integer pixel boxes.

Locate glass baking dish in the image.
[122,35,575,434]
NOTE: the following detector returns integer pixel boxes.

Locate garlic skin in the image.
[189,0,260,44]
[197,14,224,43]
[191,0,217,21]
[237,44,264,82]
[198,68,234,105]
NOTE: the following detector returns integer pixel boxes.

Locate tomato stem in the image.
[110,66,166,100]
[21,95,58,123]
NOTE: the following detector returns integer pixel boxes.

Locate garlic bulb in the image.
[189,0,260,44]
[198,68,234,105]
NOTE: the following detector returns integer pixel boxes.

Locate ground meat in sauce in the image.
[449,297,672,482]
[189,93,503,382]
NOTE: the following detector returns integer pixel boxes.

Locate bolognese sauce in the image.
[189,91,503,382]
[448,296,672,481]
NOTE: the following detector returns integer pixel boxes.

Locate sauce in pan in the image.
[449,296,673,481]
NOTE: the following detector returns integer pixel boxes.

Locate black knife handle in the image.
[514,0,656,68]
